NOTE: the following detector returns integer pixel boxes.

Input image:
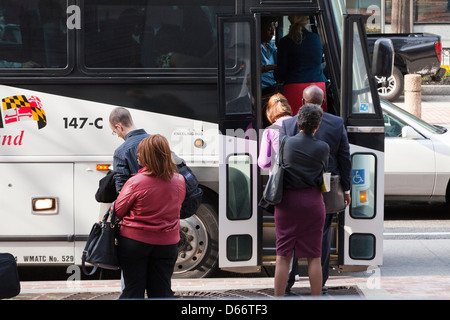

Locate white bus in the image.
[0,0,392,278]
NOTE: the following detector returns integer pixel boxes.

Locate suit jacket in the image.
[280,112,352,192]
[283,132,329,190]
[277,28,327,84]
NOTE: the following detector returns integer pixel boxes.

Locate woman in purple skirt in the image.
[273,104,329,296]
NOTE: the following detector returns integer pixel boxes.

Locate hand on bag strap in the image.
[102,201,121,226]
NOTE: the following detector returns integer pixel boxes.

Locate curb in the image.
[421,85,450,95]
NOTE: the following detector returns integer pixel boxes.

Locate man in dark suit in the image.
[280,85,352,294]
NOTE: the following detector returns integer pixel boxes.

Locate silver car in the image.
[382,99,450,204]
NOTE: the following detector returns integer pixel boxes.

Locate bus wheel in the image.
[174,201,218,278]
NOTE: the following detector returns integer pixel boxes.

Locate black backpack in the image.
[173,153,203,219]
[0,253,20,299]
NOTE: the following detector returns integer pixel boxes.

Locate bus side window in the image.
[83,1,234,70]
[140,26,155,67]
[38,0,67,68]
[152,24,184,68]
[0,2,29,67]
[0,0,67,70]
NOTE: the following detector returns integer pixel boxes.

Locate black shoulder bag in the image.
[82,204,121,275]
[262,135,288,205]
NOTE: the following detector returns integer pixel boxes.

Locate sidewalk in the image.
[396,92,450,126]
[11,272,450,300]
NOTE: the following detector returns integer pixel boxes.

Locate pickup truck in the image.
[367,33,445,101]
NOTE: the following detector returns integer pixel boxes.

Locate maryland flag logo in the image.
[0,95,47,129]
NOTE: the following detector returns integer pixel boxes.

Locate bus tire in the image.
[376,66,403,101]
[174,199,218,278]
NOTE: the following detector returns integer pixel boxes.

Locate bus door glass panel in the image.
[222,21,253,116]
[340,15,383,267]
[351,153,376,219]
[218,16,259,269]
[350,22,375,115]
[227,154,252,261]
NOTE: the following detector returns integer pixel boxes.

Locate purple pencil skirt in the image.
[274,186,325,258]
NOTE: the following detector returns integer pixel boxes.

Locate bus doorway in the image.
[217,3,391,274]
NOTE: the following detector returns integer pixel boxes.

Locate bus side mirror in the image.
[372,38,394,78]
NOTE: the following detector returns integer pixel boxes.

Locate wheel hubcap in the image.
[175,215,208,273]
[376,75,397,96]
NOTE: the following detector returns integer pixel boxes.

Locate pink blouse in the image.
[257,116,292,172]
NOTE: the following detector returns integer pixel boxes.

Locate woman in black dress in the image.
[274,104,329,296]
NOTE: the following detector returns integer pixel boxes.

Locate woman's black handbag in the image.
[263,136,288,205]
[81,204,121,276]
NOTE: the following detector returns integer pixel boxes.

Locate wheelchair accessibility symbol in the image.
[360,103,369,112]
[352,169,365,185]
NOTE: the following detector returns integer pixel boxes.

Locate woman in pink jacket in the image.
[258,93,292,173]
[114,135,185,299]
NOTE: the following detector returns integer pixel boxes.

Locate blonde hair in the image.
[287,16,309,44]
[266,93,292,123]
[137,135,177,181]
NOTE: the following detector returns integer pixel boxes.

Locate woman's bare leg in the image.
[274,255,292,296]
[307,257,322,296]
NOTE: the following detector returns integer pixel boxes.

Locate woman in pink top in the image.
[115,135,185,299]
[258,93,293,172]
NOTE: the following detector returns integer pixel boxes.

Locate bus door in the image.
[339,14,385,268]
[217,15,261,272]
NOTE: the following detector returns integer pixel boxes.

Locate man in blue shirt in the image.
[109,107,149,192]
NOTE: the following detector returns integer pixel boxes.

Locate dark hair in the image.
[137,135,177,181]
[297,104,323,134]
[261,16,277,28]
